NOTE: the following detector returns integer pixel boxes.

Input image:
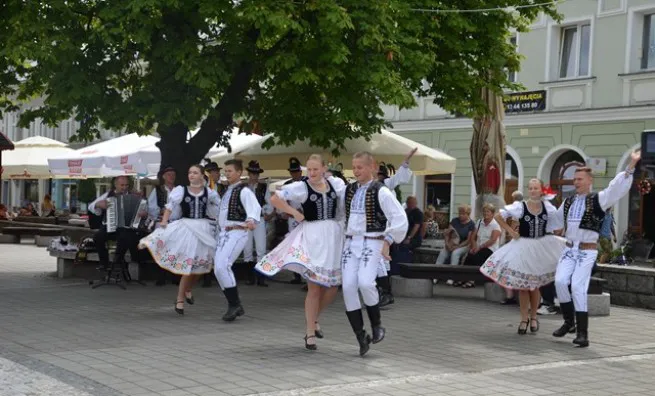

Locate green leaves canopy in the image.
[0,1,558,163]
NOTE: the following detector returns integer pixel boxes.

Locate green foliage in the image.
[0,1,559,162]
[77,179,97,204]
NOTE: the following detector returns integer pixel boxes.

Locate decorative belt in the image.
[565,241,597,250]
[345,235,385,240]
[224,225,248,231]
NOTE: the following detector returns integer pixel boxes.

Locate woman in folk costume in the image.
[256,154,346,350]
[139,164,220,315]
[479,179,566,334]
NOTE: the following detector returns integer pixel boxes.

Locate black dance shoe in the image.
[222,305,245,322]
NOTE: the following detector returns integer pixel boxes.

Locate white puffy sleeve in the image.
[262,187,274,216]
[499,201,523,220]
[378,187,409,244]
[384,162,413,190]
[277,181,308,205]
[240,187,262,223]
[206,189,221,219]
[147,189,159,220]
[164,186,185,212]
[328,176,347,223]
[544,200,562,233]
[599,171,634,210]
[88,192,109,216]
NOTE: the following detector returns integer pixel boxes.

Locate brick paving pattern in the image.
[2,242,655,395]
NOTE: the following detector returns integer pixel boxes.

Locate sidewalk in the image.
[1,242,655,395]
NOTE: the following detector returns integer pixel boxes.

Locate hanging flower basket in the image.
[638,179,652,196]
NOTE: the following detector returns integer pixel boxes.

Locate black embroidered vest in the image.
[215,183,227,198]
[252,182,267,207]
[301,179,338,221]
[345,181,387,233]
[180,187,209,219]
[226,183,248,222]
[518,201,548,238]
[563,193,605,233]
[155,186,168,209]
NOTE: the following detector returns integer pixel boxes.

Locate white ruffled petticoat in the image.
[139,218,216,275]
[255,220,343,287]
[479,235,567,290]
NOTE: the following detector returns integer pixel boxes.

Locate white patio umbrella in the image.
[1,136,75,179]
[211,129,456,177]
[48,133,159,177]
[104,128,249,176]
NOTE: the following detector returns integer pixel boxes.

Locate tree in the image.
[0,1,558,183]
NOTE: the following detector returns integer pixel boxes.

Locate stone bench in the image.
[394,263,489,298]
[2,226,64,245]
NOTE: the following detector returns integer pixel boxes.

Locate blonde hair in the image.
[307,154,325,166]
[353,151,374,164]
[527,178,546,197]
[457,204,472,214]
[482,203,496,213]
[425,205,436,218]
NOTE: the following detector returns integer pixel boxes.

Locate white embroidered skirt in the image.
[479,235,567,290]
[255,220,343,287]
[139,218,216,276]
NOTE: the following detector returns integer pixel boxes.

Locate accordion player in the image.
[105,193,148,233]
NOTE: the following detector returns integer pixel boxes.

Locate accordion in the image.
[106,193,148,233]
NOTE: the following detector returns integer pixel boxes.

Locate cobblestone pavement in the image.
[2,242,655,396]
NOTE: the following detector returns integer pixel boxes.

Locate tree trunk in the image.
[157,123,200,186]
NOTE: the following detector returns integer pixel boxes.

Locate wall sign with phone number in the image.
[504,90,546,113]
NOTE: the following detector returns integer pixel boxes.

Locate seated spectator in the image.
[436,204,475,266]
[461,203,501,288]
[19,203,39,217]
[0,204,9,220]
[41,194,56,217]
[421,205,439,240]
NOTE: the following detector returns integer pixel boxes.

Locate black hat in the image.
[158,166,175,178]
[205,162,221,172]
[377,162,395,178]
[288,157,302,172]
[246,160,264,174]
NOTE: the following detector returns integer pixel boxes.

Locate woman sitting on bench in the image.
[461,203,501,288]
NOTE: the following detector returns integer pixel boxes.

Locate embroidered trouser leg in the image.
[342,237,383,311]
[214,229,249,290]
[243,220,267,262]
[555,248,597,312]
[376,258,389,278]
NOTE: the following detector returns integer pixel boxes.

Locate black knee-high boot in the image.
[552,301,576,337]
[222,287,244,322]
[377,276,394,307]
[572,311,589,347]
[345,310,371,356]
[365,304,386,344]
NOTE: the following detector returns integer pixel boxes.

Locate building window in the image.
[642,14,655,70]
[504,153,520,204]
[424,175,451,230]
[507,36,518,83]
[559,23,591,78]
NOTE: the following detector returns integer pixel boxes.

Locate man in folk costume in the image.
[552,150,640,347]
[375,147,417,307]
[341,151,408,356]
[89,176,146,271]
[213,159,261,321]
[205,161,227,197]
[147,166,178,286]
[242,160,273,287]
[281,157,306,285]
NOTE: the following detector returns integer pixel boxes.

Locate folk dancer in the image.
[341,152,408,356]
[139,165,220,314]
[376,147,417,307]
[257,154,345,350]
[479,179,566,334]
[147,166,178,286]
[202,160,226,287]
[213,159,261,321]
[89,176,146,272]
[243,160,274,287]
[280,157,306,285]
[552,150,640,347]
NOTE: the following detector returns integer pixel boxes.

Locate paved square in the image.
[2,242,655,395]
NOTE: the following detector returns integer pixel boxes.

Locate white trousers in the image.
[214,229,249,290]
[243,220,266,262]
[377,259,389,278]
[342,237,383,311]
[554,247,598,312]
